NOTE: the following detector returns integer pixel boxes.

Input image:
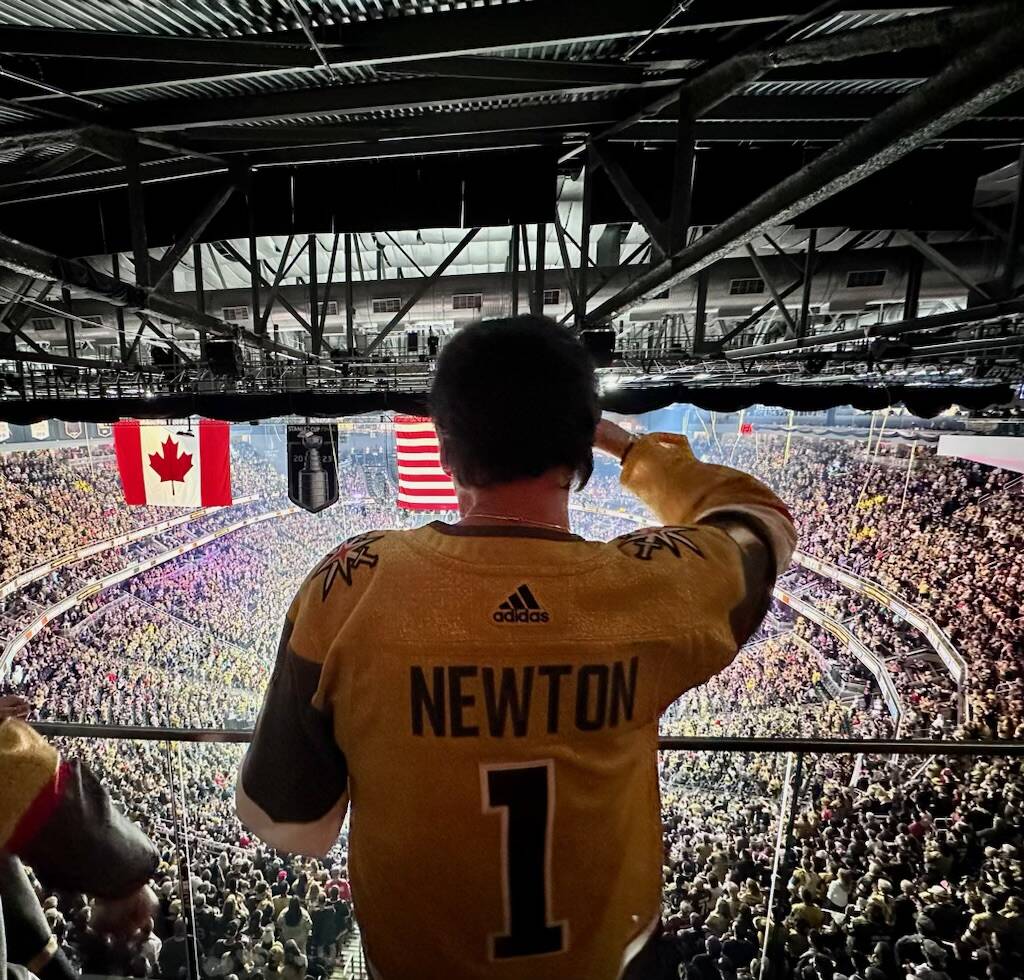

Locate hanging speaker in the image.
[407,331,419,353]
[206,340,243,378]
[151,347,177,369]
[579,329,616,367]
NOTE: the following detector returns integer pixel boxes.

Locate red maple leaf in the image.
[148,436,193,495]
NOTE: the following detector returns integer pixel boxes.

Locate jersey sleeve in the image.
[616,432,797,710]
[621,432,796,576]
[0,719,158,896]
[236,532,384,857]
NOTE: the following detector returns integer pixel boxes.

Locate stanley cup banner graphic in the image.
[287,424,340,514]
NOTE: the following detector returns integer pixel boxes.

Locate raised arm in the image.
[599,422,796,581]
[598,422,797,705]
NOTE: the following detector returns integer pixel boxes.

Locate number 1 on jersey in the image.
[482,761,567,959]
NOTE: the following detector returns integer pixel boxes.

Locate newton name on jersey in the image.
[410,656,639,737]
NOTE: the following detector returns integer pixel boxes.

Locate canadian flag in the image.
[113,419,232,507]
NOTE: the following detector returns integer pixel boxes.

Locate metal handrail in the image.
[30,722,1024,757]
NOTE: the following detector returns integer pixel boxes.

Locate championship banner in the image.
[30,421,49,440]
[287,424,340,514]
[114,419,232,507]
[394,415,458,511]
[64,421,83,439]
[0,422,8,443]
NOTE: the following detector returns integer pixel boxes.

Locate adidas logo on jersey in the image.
[493,584,549,624]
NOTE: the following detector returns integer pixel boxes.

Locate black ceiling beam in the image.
[586,16,1024,324]
[0,1,767,70]
[364,227,481,355]
[21,144,93,179]
[700,93,1024,121]
[0,92,226,171]
[0,5,678,105]
[216,239,313,335]
[1,113,1018,212]
[384,56,647,87]
[0,26,318,67]
[119,75,676,132]
[561,0,1015,163]
[313,0,796,68]
[0,126,81,149]
[0,231,309,361]
[0,155,218,205]
[1,61,266,98]
[0,4,767,108]
[216,129,568,168]
[135,314,196,366]
[0,1,984,113]
[743,243,797,338]
[588,139,669,256]
[623,118,1024,142]
[149,177,239,292]
[762,50,952,83]
[724,297,1024,359]
[0,1,956,74]
[0,129,568,205]
[897,229,994,302]
[157,91,1024,144]
[167,96,647,148]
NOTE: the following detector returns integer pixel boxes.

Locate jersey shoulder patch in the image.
[309,530,387,602]
[613,525,706,562]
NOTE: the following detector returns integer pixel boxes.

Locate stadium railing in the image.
[790,551,968,717]
[28,723,1024,980]
[773,588,905,729]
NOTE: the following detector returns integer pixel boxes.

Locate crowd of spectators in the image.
[0,424,1021,980]
[693,430,1023,744]
[0,443,279,582]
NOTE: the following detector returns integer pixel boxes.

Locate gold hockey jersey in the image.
[238,432,796,980]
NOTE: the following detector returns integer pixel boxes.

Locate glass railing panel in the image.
[24,727,1024,980]
[658,745,790,979]
[176,737,365,980]
[757,742,1024,980]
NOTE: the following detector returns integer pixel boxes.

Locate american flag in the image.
[394,415,459,511]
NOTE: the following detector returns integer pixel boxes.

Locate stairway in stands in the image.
[333,923,368,980]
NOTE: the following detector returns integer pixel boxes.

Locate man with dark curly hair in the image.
[239,315,795,980]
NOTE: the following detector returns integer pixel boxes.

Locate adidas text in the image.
[493,609,550,624]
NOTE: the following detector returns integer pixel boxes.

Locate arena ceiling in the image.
[0,0,1021,413]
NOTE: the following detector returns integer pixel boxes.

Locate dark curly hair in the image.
[429,315,600,490]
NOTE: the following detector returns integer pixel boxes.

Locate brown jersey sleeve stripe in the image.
[236,782,349,859]
[699,516,777,648]
[240,618,349,828]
